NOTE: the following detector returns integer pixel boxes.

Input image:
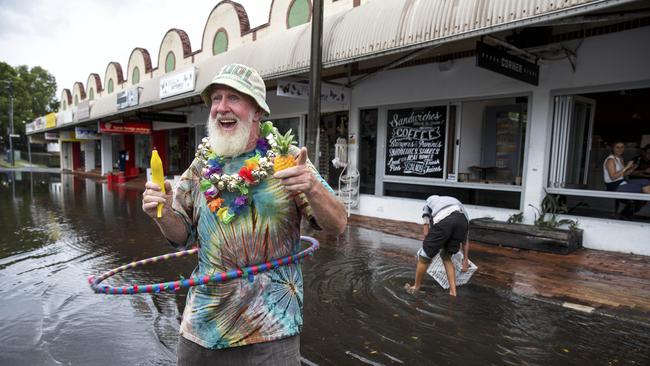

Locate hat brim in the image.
[200,79,271,115]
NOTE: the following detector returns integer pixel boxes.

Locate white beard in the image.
[207,111,255,157]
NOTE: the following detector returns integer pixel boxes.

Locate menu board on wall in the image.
[385,106,446,178]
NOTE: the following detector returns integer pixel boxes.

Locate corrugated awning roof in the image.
[31,0,634,134]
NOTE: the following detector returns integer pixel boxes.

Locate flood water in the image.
[1,171,648,366]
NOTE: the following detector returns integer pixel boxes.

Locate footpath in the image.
[347,214,650,322]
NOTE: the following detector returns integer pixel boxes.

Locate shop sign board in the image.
[26,121,35,133]
[63,110,74,124]
[45,132,59,140]
[160,67,196,99]
[99,120,152,134]
[276,79,349,105]
[117,88,139,110]
[77,100,91,120]
[59,130,77,142]
[75,127,100,140]
[33,117,45,131]
[45,113,57,128]
[385,106,447,178]
[476,41,539,86]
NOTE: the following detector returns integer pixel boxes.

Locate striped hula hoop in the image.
[88,236,319,295]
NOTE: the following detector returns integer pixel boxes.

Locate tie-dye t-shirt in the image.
[171,148,329,349]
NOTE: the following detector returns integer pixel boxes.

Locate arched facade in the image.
[86,73,103,101]
[72,82,86,106]
[60,89,72,111]
[155,29,192,76]
[127,47,153,86]
[197,1,251,62]
[104,62,125,95]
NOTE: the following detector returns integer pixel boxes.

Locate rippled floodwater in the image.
[0,172,648,366]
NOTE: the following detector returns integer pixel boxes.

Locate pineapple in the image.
[273,129,297,172]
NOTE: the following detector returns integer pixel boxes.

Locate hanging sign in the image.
[476,41,539,86]
[385,106,447,178]
[75,127,100,140]
[59,130,78,142]
[117,88,139,109]
[160,67,196,99]
[45,132,59,140]
[99,120,151,134]
[276,80,349,105]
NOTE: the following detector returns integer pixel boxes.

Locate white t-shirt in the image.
[603,155,625,184]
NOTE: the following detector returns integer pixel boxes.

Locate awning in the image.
[196,0,635,88]
[32,0,635,134]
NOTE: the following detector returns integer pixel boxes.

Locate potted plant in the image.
[469,194,583,254]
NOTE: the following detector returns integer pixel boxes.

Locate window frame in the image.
[546,80,650,203]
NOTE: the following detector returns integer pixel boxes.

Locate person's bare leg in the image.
[442,256,457,296]
[405,260,428,294]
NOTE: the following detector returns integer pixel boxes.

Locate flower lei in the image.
[196,121,278,224]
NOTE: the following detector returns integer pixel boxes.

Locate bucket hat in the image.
[200,63,270,115]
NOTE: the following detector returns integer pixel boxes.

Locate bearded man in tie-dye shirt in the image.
[142,63,347,366]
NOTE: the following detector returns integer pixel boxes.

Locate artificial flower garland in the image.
[196,121,279,224]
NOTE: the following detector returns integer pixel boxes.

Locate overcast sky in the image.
[0,0,272,100]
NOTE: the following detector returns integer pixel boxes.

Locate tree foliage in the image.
[0,61,58,140]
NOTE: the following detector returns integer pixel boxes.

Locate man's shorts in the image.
[177,335,300,366]
[418,211,468,263]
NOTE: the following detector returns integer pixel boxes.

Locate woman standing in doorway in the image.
[603,141,650,193]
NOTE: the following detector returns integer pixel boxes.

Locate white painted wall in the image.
[265,26,650,255]
[100,134,113,175]
[84,141,96,172]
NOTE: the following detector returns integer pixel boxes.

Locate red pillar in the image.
[124,135,137,177]
[72,142,82,170]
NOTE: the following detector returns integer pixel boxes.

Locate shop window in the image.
[457,97,527,185]
[165,51,175,73]
[212,30,228,55]
[74,95,78,106]
[132,67,140,85]
[359,109,377,194]
[89,88,94,101]
[288,0,310,28]
[548,87,650,222]
[107,79,114,94]
[383,182,521,209]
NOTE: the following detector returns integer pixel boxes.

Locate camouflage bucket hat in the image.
[200,63,270,115]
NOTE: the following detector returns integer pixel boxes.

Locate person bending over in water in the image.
[405,195,469,296]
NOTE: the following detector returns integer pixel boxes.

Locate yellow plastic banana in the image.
[150,149,165,218]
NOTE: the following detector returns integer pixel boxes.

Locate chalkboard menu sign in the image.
[385,106,446,178]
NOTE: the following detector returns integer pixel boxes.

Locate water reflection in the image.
[0,172,648,365]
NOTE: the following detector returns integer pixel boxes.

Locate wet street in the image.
[1,172,649,365]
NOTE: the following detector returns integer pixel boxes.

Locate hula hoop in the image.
[88,236,319,295]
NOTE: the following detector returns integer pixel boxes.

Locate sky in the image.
[0,0,272,99]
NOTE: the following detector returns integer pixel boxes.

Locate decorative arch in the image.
[104,62,124,94]
[200,1,250,56]
[72,81,86,105]
[86,73,103,101]
[157,29,192,74]
[287,0,312,28]
[60,89,72,111]
[127,47,152,86]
